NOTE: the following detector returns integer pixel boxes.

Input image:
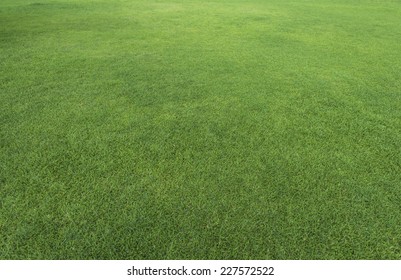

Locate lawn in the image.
[1,0,401,259]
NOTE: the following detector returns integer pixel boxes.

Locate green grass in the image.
[1,0,401,259]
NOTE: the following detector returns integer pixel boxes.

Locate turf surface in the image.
[1,0,401,259]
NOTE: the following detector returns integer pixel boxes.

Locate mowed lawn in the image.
[1,0,401,259]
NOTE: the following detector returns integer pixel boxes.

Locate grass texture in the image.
[1,0,401,259]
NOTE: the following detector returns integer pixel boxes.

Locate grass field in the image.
[1,0,401,259]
